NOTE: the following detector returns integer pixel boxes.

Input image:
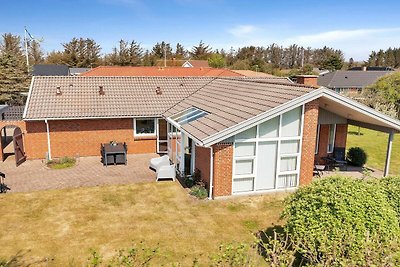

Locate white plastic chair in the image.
[156,164,176,181]
[150,155,170,172]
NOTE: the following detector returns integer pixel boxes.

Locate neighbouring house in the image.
[317,70,393,95]
[155,59,210,68]
[32,64,70,76]
[69,67,91,76]
[81,66,242,77]
[181,60,209,68]
[0,76,397,199]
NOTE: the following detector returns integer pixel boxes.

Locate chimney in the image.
[156,86,162,95]
[56,86,62,95]
[99,86,105,95]
[296,75,319,87]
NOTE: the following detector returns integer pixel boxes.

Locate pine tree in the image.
[0,33,29,105]
[28,40,44,65]
[174,43,186,59]
[190,41,212,60]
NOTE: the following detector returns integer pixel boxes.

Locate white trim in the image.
[315,124,320,155]
[45,119,51,160]
[25,115,162,122]
[134,118,157,137]
[23,76,35,119]
[327,124,336,153]
[208,146,214,199]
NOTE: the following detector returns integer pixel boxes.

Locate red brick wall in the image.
[23,118,156,159]
[296,76,318,87]
[195,146,211,190]
[315,123,348,163]
[300,100,319,186]
[212,143,233,198]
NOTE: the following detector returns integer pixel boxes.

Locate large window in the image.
[135,119,155,135]
[327,124,336,153]
[232,106,303,194]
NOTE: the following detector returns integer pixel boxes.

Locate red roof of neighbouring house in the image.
[81,66,243,77]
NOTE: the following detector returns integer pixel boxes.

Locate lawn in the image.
[347,125,400,175]
[0,182,286,266]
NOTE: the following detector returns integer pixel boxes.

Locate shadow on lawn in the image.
[348,131,364,136]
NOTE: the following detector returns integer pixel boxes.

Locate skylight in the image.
[170,107,208,125]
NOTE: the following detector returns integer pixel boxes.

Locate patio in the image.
[0,153,158,193]
[318,165,384,179]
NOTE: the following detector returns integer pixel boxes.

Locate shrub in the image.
[380,176,400,220]
[189,185,208,199]
[347,147,367,166]
[282,176,399,265]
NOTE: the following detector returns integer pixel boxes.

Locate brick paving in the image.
[0,153,158,193]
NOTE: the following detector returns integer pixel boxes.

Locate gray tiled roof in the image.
[24,76,213,119]
[164,78,313,141]
[32,64,70,76]
[318,71,393,89]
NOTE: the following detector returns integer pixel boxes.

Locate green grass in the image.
[347,125,400,175]
[0,183,286,266]
[47,157,76,169]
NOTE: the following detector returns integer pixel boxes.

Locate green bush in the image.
[189,185,208,199]
[347,147,367,166]
[282,176,399,265]
[380,176,400,220]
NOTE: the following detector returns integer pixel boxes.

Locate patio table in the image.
[102,143,127,166]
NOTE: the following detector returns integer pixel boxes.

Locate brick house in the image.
[3,76,399,199]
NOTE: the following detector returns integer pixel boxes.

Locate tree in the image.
[321,54,343,71]
[190,40,212,60]
[208,53,225,68]
[151,41,172,59]
[28,40,44,65]
[0,33,29,104]
[362,72,400,118]
[61,37,101,67]
[0,53,29,104]
[45,50,66,64]
[174,43,187,59]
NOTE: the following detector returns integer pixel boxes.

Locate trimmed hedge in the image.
[282,176,399,264]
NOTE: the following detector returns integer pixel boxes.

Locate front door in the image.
[157,119,168,153]
[13,127,26,166]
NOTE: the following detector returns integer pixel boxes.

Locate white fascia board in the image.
[202,88,325,147]
[24,115,162,121]
[22,76,35,119]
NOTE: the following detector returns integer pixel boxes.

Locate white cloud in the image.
[228,25,258,38]
[286,28,400,45]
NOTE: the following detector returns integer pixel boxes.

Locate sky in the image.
[1,0,400,61]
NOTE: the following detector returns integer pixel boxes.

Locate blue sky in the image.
[1,0,400,61]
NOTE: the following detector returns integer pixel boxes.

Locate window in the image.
[135,119,155,135]
[169,107,208,125]
[327,124,336,153]
[315,124,320,154]
[232,106,304,194]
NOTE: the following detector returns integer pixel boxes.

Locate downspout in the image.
[45,119,52,160]
[208,146,214,200]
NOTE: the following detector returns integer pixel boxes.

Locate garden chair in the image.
[156,164,176,181]
[150,155,170,172]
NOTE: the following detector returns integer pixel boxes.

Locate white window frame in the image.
[327,124,336,153]
[232,105,304,195]
[315,124,320,155]
[134,118,156,137]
